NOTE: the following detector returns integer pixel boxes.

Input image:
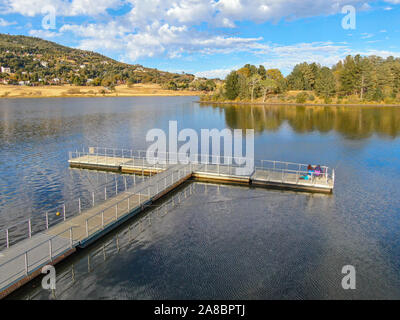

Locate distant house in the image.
[1,66,11,73]
[40,61,48,68]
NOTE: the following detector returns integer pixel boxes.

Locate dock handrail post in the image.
[92,192,95,207]
[63,203,66,221]
[85,219,89,237]
[28,219,32,238]
[105,186,107,200]
[70,227,73,248]
[6,228,9,248]
[46,211,49,230]
[115,179,118,195]
[78,198,81,214]
[124,176,127,191]
[24,252,28,275]
[48,239,52,261]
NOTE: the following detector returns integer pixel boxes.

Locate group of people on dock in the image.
[300,164,323,180]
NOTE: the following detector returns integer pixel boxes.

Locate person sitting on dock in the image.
[314,165,322,177]
[300,164,314,180]
[307,164,315,176]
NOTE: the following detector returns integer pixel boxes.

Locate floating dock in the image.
[0,147,334,298]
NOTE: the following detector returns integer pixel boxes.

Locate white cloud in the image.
[28,29,61,38]
[0,18,16,27]
[195,67,237,79]
[3,0,400,77]
[61,19,268,60]
[1,0,123,16]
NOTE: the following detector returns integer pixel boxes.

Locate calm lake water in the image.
[1,96,400,299]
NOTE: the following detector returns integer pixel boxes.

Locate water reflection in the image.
[203,104,400,139]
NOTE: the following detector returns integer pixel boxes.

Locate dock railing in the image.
[0,225,79,291]
[0,165,193,293]
[83,163,193,239]
[2,148,334,251]
[254,160,335,186]
[0,172,150,251]
[70,147,252,176]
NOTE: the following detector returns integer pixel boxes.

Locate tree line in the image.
[204,55,400,104]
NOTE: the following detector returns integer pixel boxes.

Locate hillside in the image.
[0,33,211,91]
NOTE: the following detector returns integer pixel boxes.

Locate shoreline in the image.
[0,93,201,99]
[0,84,202,99]
[198,100,400,107]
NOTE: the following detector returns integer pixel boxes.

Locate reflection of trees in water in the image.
[207,104,400,139]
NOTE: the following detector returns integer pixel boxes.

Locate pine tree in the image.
[224,71,239,100]
[315,67,336,98]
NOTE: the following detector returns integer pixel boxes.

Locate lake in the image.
[1,96,400,299]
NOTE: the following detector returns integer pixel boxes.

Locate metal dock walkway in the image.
[0,162,192,298]
[0,147,334,298]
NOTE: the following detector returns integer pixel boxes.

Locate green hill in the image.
[0,33,199,89]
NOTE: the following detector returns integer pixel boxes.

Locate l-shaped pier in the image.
[0,147,334,298]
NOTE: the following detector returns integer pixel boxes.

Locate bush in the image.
[308,94,315,101]
[295,92,308,104]
[384,97,396,105]
[324,96,332,104]
[66,88,81,94]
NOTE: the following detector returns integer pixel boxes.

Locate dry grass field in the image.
[0,84,201,98]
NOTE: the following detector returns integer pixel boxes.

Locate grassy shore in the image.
[0,84,202,98]
[198,100,400,107]
[200,90,400,107]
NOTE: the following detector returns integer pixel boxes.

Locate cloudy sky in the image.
[0,0,399,78]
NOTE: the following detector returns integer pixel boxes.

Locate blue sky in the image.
[0,0,400,78]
